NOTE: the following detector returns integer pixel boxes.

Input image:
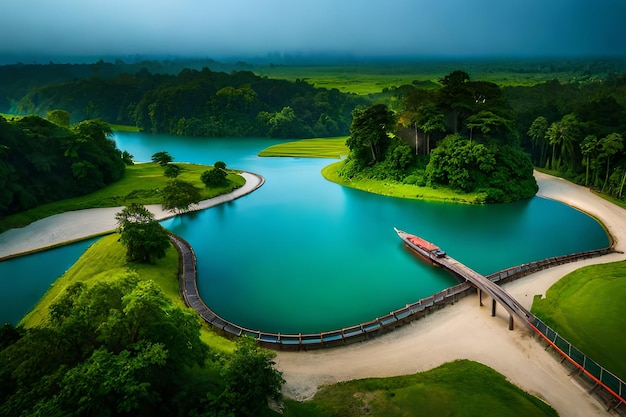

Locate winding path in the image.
[0,172,264,259]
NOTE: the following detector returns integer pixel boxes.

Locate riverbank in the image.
[1,170,624,416]
[274,170,626,417]
[0,172,264,260]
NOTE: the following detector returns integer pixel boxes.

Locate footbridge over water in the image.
[430,250,535,330]
[394,227,535,330]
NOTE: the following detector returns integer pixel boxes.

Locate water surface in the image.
[0,132,609,332]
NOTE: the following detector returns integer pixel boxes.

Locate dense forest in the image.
[387,70,626,201]
[1,59,626,201]
[341,72,539,202]
[5,65,367,138]
[0,115,128,217]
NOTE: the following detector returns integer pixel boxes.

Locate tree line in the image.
[13,67,368,138]
[0,274,283,416]
[364,69,626,201]
[0,114,128,217]
[342,71,538,203]
[513,77,626,196]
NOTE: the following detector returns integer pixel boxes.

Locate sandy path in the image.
[0,172,263,259]
[274,171,626,416]
[1,170,624,415]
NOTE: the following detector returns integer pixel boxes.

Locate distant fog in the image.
[1,0,625,64]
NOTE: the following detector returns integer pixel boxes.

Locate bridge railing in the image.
[529,317,626,410]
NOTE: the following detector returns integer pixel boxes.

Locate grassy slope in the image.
[322,161,485,204]
[531,261,626,381]
[258,137,349,158]
[284,359,557,417]
[0,162,245,232]
[19,233,235,353]
[258,138,485,203]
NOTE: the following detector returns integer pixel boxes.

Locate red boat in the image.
[394,227,446,264]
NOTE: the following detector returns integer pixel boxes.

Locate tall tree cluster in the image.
[342,72,537,202]
[0,115,126,217]
[0,275,284,417]
[517,78,626,197]
[14,67,368,139]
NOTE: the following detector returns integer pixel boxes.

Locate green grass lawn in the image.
[322,161,486,204]
[19,233,236,354]
[258,138,485,203]
[283,359,557,417]
[0,162,245,233]
[258,137,349,158]
[531,261,626,381]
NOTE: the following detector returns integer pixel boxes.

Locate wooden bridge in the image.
[428,250,535,330]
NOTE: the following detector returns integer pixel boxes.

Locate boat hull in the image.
[394,227,445,266]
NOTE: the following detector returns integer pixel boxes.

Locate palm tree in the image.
[599,133,624,191]
[546,114,579,171]
[527,116,548,167]
[580,135,599,186]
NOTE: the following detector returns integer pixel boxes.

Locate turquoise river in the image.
[0,132,610,333]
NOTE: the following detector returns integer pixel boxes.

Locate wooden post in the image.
[491,299,496,317]
[478,288,483,306]
[509,315,514,330]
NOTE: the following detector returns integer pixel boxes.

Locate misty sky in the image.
[2,0,625,61]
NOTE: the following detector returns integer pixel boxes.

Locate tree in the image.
[163,163,181,178]
[527,116,549,167]
[122,150,134,166]
[201,167,227,186]
[161,179,201,213]
[346,104,395,167]
[466,110,515,143]
[221,336,284,417]
[151,151,173,166]
[546,114,580,171]
[415,105,446,155]
[598,133,624,191]
[115,203,171,264]
[214,160,227,170]
[46,109,71,128]
[437,70,473,133]
[0,274,209,417]
[580,135,599,186]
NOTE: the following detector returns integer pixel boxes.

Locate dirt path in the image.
[274,171,626,417]
[0,172,263,259]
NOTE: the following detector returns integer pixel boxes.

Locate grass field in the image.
[255,60,606,95]
[283,359,557,417]
[258,136,349,158]
[531,261,626,381]
[0,162,245,233]
[321,161,486,204]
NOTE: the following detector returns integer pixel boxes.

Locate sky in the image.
[1,0,625,63]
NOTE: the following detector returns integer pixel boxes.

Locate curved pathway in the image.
[274,172,626,417]
[0,172,264,259]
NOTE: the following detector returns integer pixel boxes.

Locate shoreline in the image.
[1,170,625,415]
[0,172,264,260]
[274,170,626,416]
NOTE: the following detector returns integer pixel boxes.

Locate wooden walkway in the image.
[431,253,535,329]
